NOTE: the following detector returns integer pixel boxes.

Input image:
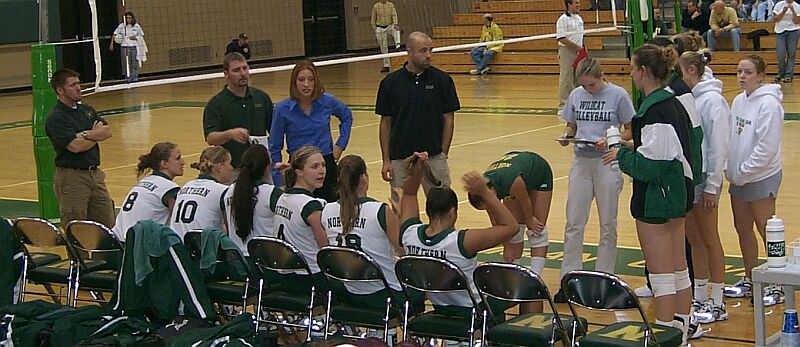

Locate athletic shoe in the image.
[634,285,653,297]
[380,67,390,73]
[553,288,567,303]
[674,314,706,343]
[784,77,793,83]
[723,278,752,298]
[775,76,783,83]
[685,314,706,340]
[693,299,728,324]
[691,299,704,313]
[469,69,480,75]
[763,285,785,307]
[479,66,492,74]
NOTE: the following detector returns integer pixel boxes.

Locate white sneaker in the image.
[479,66,492,74]
[693,299,729,324]
[634,285,653,297]
[469,69,480,75]
[723,278,752,298]
[763,285,785,307]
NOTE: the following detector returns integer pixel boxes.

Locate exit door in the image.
[303,0,346,57]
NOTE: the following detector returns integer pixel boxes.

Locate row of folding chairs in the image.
[185,232,683,347]
[10,218,682,346]
[13,217,121,307]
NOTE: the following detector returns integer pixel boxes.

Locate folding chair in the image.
[247,237,325,341]
[184,230,254,316]
[316,246,408,341]
[561,270,683,347]
[474,262,585,346]
[13,217,74,304]
[64,220,124,306]
[394,255,483,346]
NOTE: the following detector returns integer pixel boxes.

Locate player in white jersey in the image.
[112,142,184,241]
[223,145,282,256]
[273,145,328,283]
[322,155,416,309]
[170,146,233,238]
[398,152,517,319]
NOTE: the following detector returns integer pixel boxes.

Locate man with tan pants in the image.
[556,0,585,116]
[372,0,401,72]
[45,69,115,228]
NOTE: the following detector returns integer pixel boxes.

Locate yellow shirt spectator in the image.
[480,22,505,53]
[371,1,398,27]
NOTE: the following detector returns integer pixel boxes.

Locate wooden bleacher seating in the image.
[390,1,792,74]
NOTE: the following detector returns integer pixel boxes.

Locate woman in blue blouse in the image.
[269,60,353,202]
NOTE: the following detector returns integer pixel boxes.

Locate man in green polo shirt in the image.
[203,52,273,181]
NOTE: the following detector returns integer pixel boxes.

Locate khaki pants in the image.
[376,26,401,68]
[559,156,623,279]
[558,46,578,116]
[390,153,451,202]
[54,167,116,229]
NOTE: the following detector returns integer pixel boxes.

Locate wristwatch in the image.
[81,131,89,139]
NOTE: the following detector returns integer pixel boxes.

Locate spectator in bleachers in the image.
[773,0,800,83]
[738,0,757,18]
[707,0,741,51]
[469,14,504,75]
[556,0,585,117]
[683,0,712,41]
[371,0,401,72]
[752,0,776,21]
[225,33,251,60]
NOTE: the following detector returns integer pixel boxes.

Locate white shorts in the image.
[510,225,549,248]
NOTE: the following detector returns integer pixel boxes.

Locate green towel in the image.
[129,220,182,286]
[200,228,248,278]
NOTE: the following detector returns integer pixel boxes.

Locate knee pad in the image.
[526,226,550,248]
[648,273,677,298]
[675,268,691,292]
[530,256,546,275]
[510,224,526,244]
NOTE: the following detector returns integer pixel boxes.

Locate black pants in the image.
[313,154,338,203]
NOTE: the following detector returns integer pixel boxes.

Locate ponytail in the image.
[136,142,177,179]
[337,155,367,236]
[232,145,270,240]
[282,145,322,188]
[190,146,230,174]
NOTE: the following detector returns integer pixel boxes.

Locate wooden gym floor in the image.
[1,58,799,345]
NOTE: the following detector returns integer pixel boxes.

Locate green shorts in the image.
[522,153,553,192]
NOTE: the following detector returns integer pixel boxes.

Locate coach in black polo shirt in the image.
[204,52,273,177]
[45,68,115,228]
[376,31,460,200]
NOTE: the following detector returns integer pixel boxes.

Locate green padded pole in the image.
[31,43,60,221]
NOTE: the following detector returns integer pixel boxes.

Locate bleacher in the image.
[392,1,794,75]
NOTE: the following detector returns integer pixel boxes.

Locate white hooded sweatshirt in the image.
[727,83,783,186]
[692,78,730,194]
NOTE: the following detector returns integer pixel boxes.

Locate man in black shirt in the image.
[376,31,460,200]
[682,0,711,40]
[225,33,251,60]
[44,69,115,228]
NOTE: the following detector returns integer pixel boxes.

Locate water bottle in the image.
[606,126,621,170]
[767,215,786,268]
[782,309,799,347]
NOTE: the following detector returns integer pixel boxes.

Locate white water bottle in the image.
[767,215,787,268]
[606,126,621,169]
